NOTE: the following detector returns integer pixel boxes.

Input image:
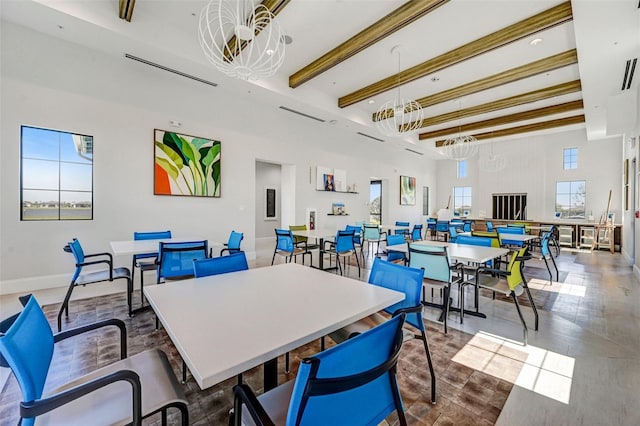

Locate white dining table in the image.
[143,262,404,391]
[110,237,221,257]
[290,228,337,270]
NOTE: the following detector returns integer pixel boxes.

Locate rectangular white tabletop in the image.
[409,240,510,264]
[289,229,336,239]
[498,233,539,243]
[110,238,218,257]
[144,263,404,389]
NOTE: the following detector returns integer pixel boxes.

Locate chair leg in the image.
[285,352,290,373]
[161,408,167,426]
[355,252,361,277]
[550,254,559,282]
[337,255,343,275]
[511,292,529,345]
[543,257,553,284]
[442,284,450,334]
[57,282,76,332]
[126,277,133,317]
[389,368,408,426]
[182,360,188,383]
[419,330,437,404]
[271,250,277,265]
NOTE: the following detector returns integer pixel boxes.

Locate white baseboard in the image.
[0,273,70,296]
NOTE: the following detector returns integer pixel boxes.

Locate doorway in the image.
[370,180,382,224]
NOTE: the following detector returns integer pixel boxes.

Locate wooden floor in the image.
[2,242,639,425]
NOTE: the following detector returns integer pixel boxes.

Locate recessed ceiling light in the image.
[530,38,543,46]
[368,99,375,104]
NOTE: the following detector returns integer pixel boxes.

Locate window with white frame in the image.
[555,180,585,219]
[563,147,578,170]
[453,186,472,216]
[21,126,93,221]
[457,160,467,178]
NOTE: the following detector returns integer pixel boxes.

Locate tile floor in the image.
[1,240,639,425]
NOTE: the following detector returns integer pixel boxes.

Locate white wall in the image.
[435,131,623,222]
[0,22,436,294]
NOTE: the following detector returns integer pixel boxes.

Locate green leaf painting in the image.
[400,175,416,205]
[154,129,221,197]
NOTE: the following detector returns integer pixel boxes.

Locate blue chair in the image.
[448,225,459,243]
[345,224,364,262]
[497,226,525,248]
[363,223,385,256]
[233,313,408,425]
[323,230,360,277]
[463,220,473,232]
[485,220,494,231]
[59,238,131,331]
[435,220,449,241]
[132,230,171,306]
[219,230,244,256]
[329,258,437,404]
[394,221,410,237]
[408,244,462,334]
[0,295,188,426]
[427,218,437,239]
[193,252,249,277]
[410,224,423,241]
[383,233,408,264]
[528,234,558,283]
[272,229,313,265]
[156,240,208,283]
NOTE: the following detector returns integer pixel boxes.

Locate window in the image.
[556,180,586,219]
[453,186,472,216]
[369,180,382,224]
[21,126,93,221]
[563,147,577,169]
[492,193,527,220]
[457,160,467,178]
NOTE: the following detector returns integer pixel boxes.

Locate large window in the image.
[369,180,382,224]
[556,180,585,219]
[492,193,527,220]
[453,186,472,216]
[563,147,578,170]
[21,126,93,221]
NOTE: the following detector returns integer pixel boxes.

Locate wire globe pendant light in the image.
[374,46,424,137]
[480,142,506,172]
[199,0,285,80]
[440,99,478,161]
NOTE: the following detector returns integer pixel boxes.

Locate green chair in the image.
[289,224,319,250]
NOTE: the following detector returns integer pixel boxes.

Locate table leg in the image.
[319,237,324,270]
[264,358,278,391]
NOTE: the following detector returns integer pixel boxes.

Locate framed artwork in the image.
[265,187,277,220]
[323,173,335,191]
[154,129,221,197]
[422,186,429,215]
[306,208,317,230]
[400,175,416,205]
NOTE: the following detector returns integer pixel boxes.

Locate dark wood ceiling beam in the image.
[413,79,582,130]
[375,49,577,122]
[433,115,585,146]
[119,0,136,22]
[289,0,449,88]
[224,0,292,62]
[419,99,583,140]
[339,1,573,108]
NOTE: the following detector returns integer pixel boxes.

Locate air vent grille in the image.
[356,132,384,142]
[278,106,326,122]
[621,58,637,90]
[405,148,424,155]
[124,54,217,87]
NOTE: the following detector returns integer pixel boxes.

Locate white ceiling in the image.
[1,0,638,158]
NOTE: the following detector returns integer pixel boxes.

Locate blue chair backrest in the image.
[66,238,86,283]
[395,221,409,227]
[363,224,381,240]
[456,235,492,247]
[411,224,423,240]
[408,244,452,284]
[133,230,171,260]
[286,313,405,425]
[385,234,406,262]
[0,296,54,422]
[486,221,494,231]
[497,226,524,235]
[435,221,449,232]
[541,235,551,258]
[275,229,295,253]
[193,252,248,278]
[157,240,208,280]
[345,225,362,244]
[368,258,424,331]
[335,230,356,253]
[227,231,244,250]
[463,221,472,232]
[448,225,458,242]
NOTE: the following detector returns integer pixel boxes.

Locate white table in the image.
[143,263,404,390]
[290,228,337,270]
[110,238,219,257]
[497,233,539,244]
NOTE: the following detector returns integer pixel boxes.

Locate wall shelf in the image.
[327,214,350,216]
[316,190,359,194]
